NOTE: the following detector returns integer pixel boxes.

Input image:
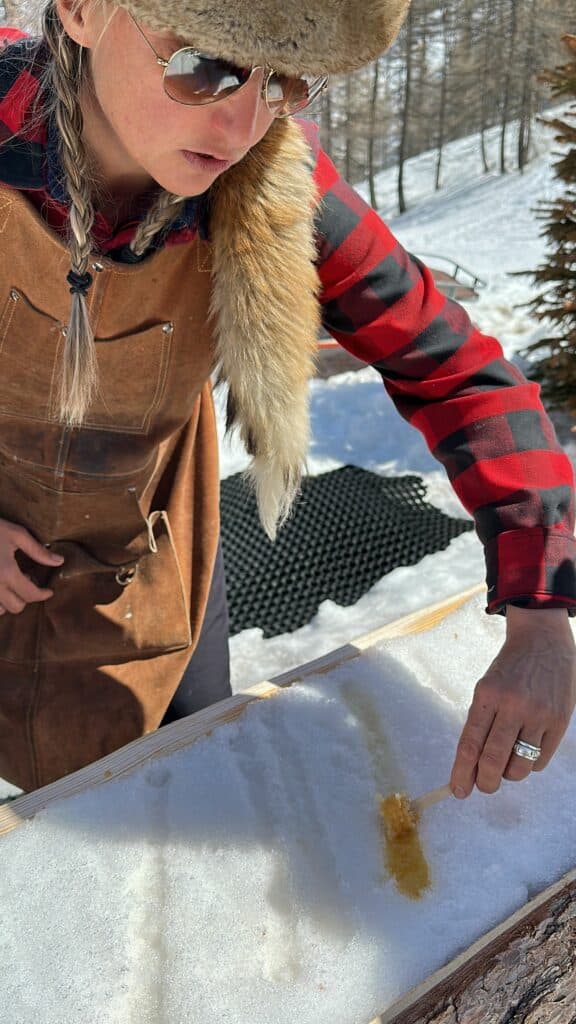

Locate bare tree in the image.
[368,59,382,208]
[397,1,414,213]
[499,0,519,173]
[434,4,452,191]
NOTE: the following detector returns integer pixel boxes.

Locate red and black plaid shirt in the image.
[1,31,575,614]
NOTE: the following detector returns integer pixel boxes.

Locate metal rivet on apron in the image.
[61,327,68,337]
[91,262,105,273]
[115,567,137,587]
[162,323,174,335]
[10,289,19,302]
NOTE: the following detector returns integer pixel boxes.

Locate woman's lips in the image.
[181,150,234,173]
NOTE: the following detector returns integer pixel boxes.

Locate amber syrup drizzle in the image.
[379,796,431,900]
[341,682,432,899]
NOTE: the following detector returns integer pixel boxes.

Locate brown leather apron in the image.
[0,186,220,791]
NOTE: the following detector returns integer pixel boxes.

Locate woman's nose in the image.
[209,68,271,147]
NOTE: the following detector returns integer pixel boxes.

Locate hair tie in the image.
[67,270,93,297]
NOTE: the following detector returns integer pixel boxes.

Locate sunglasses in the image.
[129,15,329,118]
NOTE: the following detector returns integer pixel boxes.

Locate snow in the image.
[1,592,575,1024]
[1,116,575,1022]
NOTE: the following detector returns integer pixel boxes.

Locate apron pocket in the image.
[41,511,192,663]
[0,287,62,422]
[0,286,173,439]
[81,325,173,435]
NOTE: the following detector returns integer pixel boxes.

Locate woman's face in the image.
[58,1,276,198]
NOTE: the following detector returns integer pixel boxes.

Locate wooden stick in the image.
[381,783,454,841]
[412,782,453,815]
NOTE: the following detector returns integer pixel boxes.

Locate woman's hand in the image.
[0,518,64,615]
[450,606,576,798]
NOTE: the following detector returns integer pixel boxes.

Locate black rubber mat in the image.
[221,465,474,638]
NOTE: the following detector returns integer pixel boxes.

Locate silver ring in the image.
[513,740,541,762]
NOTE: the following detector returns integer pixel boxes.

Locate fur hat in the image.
[117,0,410,76]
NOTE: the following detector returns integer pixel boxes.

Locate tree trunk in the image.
[320,87,334,162]
[479,0,492,174]
[413,892,576,1024]
[518,0,538,172]
[345,75,353,182]
[398,5,413,214]
[499,0,518,174]
[370,875,576,1024]
[368,60,381,209]
[434,7,450,192]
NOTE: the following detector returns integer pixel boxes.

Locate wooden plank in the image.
[428,269,477,302]
[315,345,369,379]
[370,864,576,1024]
[0,584,484,838]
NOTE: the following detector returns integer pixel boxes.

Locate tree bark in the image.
[434,6,450,192]
[517,0,538,172]
[368,60,381,209]
[382,886,576,1024]
[398,4,414,213]
[499,0,519,174]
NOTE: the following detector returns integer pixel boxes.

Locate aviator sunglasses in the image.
[129,15,329,118]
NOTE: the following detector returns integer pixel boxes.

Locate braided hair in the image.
[41,0,187,424]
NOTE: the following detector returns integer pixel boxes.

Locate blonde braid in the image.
[40,2,189,422]
[131,190,187,258]
[43,1,97,425]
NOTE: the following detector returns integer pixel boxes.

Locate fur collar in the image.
[210,118,321,538]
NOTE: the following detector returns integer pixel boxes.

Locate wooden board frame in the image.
[0,583,485,837]
[374,865,576,1024]
[2,580,574,1024]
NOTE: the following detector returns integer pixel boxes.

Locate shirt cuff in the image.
[484,526,576,616]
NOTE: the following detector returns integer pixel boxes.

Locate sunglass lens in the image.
[164,50,252,104]
[266,73,327,116]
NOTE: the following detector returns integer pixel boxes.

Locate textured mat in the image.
[221,465,474,638]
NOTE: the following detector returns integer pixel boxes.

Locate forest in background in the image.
[2,0,575,211]
[306,0,574,211]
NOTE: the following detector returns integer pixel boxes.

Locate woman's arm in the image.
[297,119,576,792]
[298,118,576,618]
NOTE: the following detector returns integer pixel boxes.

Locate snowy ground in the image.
[2,592,575,1024]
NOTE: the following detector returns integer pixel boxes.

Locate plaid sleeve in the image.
[0,28,28,45]
[0,36,47,191]
[296,120,576,615]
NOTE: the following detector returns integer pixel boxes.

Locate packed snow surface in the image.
[2,593,575,1024]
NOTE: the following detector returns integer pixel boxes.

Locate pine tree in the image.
[522,35,576,413]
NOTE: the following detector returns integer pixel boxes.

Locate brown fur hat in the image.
[117,0,410,76]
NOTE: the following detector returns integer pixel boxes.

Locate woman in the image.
[0,0,574,795]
